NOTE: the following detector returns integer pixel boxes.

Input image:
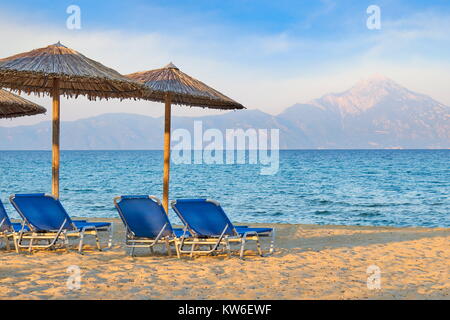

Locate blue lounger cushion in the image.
[12,221,109,232]
[10,194,110,232]
[235,227,273,234]
[11,221,109,232]
[11,223,30,232]
[1,200,31,233]
[173,227,272,234]
[0,199,13,231]
[173,227,270,236]
[171,199,236,236]
[171,200,273,236]
[73,221,111,229]
[173,229,191,238]
[115,196,176,239]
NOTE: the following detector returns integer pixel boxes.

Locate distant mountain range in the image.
[1,75,449,149]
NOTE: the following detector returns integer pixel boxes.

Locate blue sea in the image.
[0,150,449,227]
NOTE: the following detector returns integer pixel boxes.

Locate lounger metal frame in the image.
[171,199,275,259]
[176,223,233,258]
[114,195,181,258]
[9,194,113,253]
[0,217,19,252]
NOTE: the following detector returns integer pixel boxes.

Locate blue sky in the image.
[1,0,450,125]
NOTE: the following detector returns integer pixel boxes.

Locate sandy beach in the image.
[0,220,448,300]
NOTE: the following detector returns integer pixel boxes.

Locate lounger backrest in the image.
[0,199,12,232]
[10,194,74,232]
[171,199,236,236]
[114,196,174,238]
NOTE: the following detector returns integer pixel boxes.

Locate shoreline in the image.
[0,221,449,300]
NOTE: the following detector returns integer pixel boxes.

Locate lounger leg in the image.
[165,239,172,257]
[269,230,275,255]
[239,237,247,259]
[12,235,19,253]
[28,238,34,253]
[94,230,102,251]
[78,231,85,253]
[174,240,181,259]
[130,245,136,257]
[63,232,70,252]
[224,237,231,258]
[5,237,10,251]
[149,246,154,254]
[107,224,114,249]
[190,241,196,258]
[65,239,70,252]
[255,234,263,256]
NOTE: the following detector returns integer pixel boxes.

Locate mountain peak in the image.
[314,75,414,115]
[351,74,401,92]
[364,73,392,82]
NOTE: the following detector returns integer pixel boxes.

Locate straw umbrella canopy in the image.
[0,42,144,198]
[127,63,244,212]
[0,89,46,118]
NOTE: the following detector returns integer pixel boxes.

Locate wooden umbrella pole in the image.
[52,78,60,198]
[162,94,172,214]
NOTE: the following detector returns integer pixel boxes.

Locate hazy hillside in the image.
[1,76,449,149]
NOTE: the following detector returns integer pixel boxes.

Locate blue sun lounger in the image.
[9,193,113,253]
[171,199,275,259]
[114,195,189,258]
[0,199,26,252]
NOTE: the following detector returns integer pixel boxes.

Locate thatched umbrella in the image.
[127,63,244,212]
[0,42,144,198]
[0,89,46,118]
